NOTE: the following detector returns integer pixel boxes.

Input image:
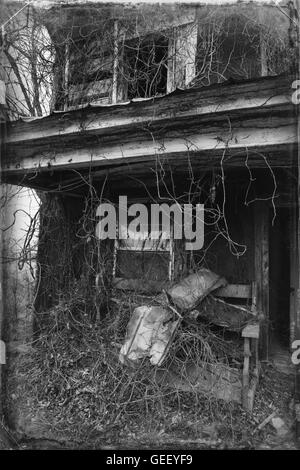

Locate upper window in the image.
[219,14,261,80]
[122,34,169,100]
[195,13,261,86]
[67,38,113,107]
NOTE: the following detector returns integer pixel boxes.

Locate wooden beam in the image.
[4,74,294,146]
[112,277,170,293]
[294,0,300,441]
[2,111,297,176]
[2,75,297,187]
[0,180,4,418]
[0,74,5,417]
[254,201,270,360]
[242,324,260,339]
[242,337,251,408]
[214,283,252,299]
[1,74,297,194]
[111,19,119,105]
[290,206,298,345]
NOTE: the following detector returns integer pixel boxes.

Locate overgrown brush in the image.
[10,284,293,448]
[10,284,238,443]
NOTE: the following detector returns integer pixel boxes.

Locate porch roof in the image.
[1,73,298,191]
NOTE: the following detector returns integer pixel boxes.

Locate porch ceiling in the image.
[1,74,298,191]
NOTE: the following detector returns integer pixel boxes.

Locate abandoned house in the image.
[0,0,300,448]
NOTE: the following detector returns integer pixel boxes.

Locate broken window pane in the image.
[123,34,168,99]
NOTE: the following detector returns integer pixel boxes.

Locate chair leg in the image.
[242,337,250,409]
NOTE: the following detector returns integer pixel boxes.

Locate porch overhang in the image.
[1,74,298,191]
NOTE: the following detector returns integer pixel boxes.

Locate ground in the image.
[3,300,299,450]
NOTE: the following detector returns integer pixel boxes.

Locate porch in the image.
[0,73,298,422]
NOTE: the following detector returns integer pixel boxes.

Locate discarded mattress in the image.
[166,269,226,312]
[119,305,180,366]
[118,269,259,405]
[119,269,227,366]
[192,295,254,331]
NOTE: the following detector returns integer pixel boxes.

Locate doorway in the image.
[269,207,291,357]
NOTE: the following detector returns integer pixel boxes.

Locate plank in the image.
[254,201,269,360]
[296,0,300,439]
[242,323,260,339]
[5,74,295,144]
[242,337,250,409]
[112,277,170,293]
[214,283,252,299]
[0,92,5,416]
[290,206,298,344]
[247,371,260,412]
[2,113,297,175]
[295,0,300,439]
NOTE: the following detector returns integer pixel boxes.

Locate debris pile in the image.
[6,274,295,448]
[119,306,179,366]
[118,269,255,404]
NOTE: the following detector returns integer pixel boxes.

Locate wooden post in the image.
[242,337,250,408]
[290,206,298,346]
[0,164,3,419]
[167,27,176,94]
[258,9,268,77]
[111,19,119,105]
[254,201,269,360]
[293,0,300,441]
[0,69,6,418]
[63,38,70,111]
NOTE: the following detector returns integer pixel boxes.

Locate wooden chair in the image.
[110,276,261,411]
[214,282,260,411]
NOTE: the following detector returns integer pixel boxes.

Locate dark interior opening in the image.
[116,251,169,281]
[269,207,290,349]
[124,34,168,99]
